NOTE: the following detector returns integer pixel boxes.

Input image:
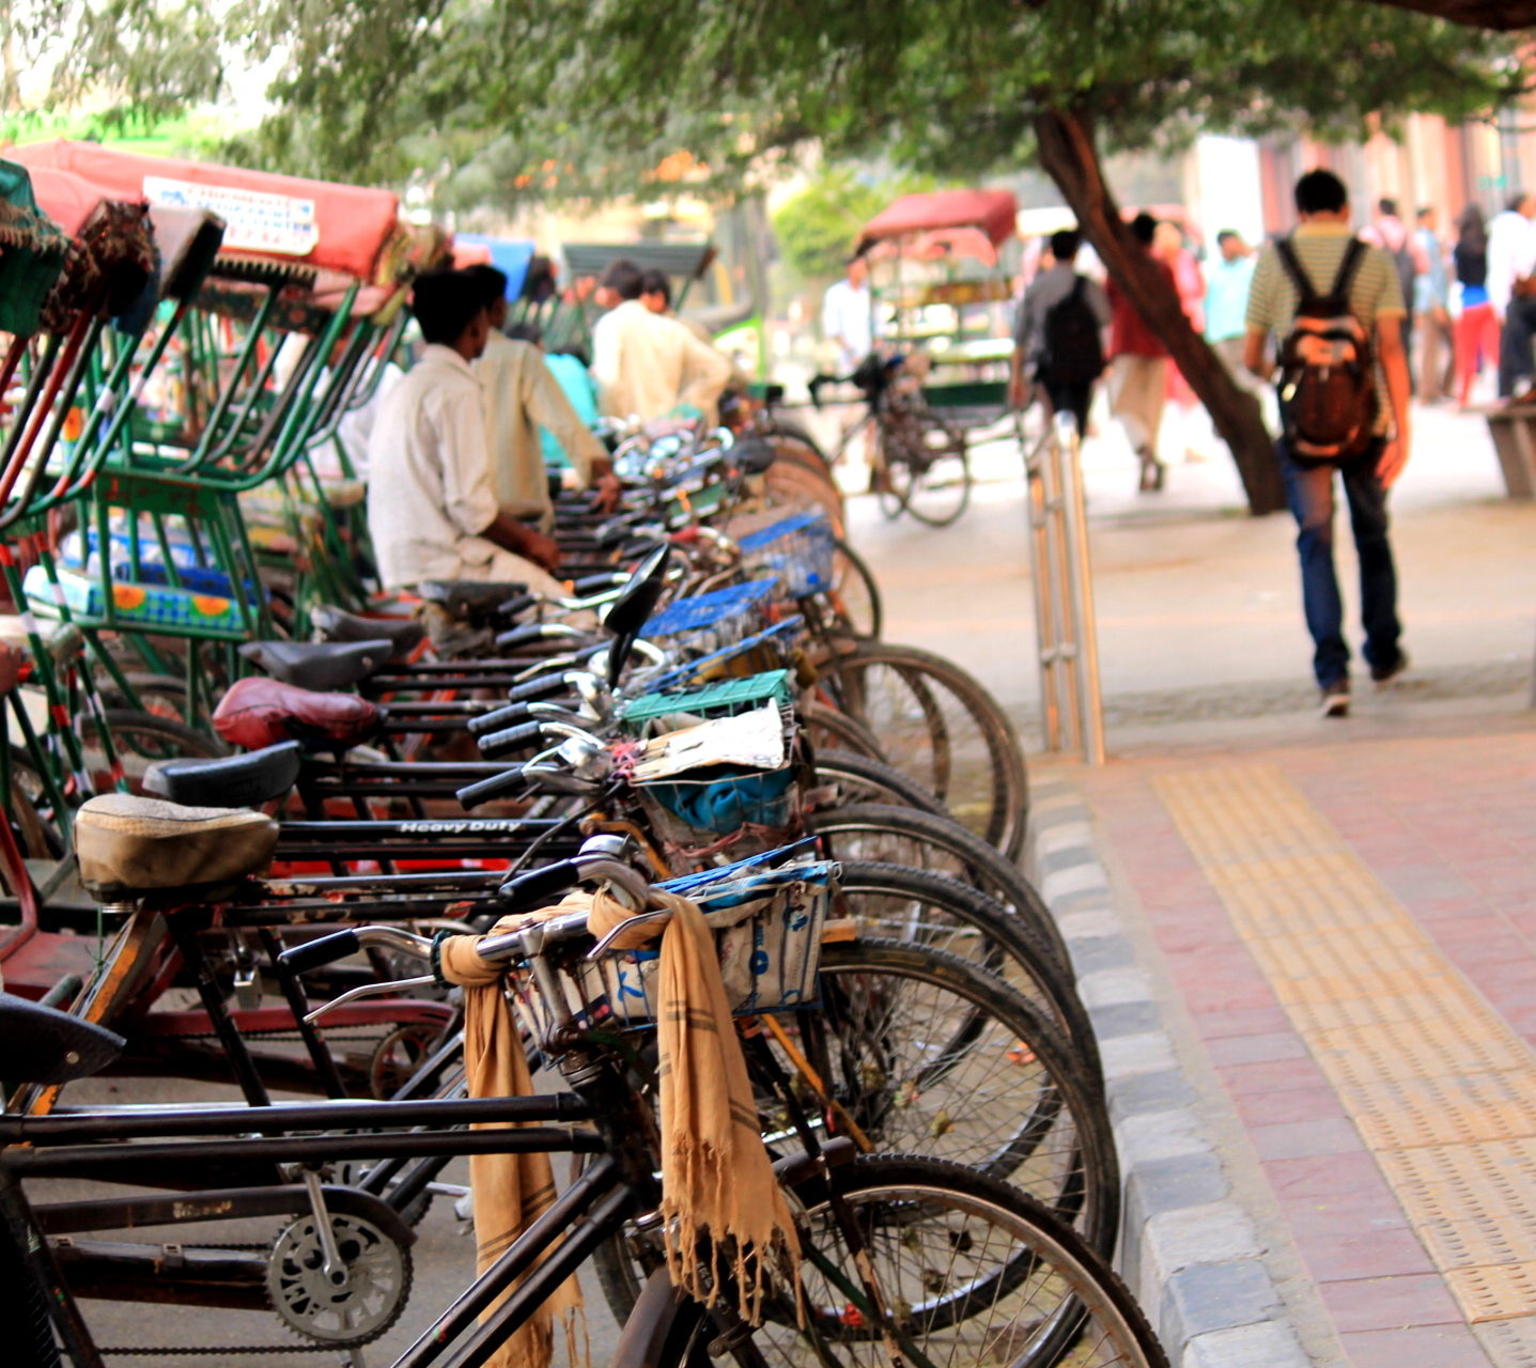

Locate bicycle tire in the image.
[829,537,882,640]
[783,940,1116,1243]
[808,805,1073,987]
[611,1156,1163,1368]
[762,461,846,539]
[829,860,1095,1072]
[80,709,227,795]
[811,749,949,818]
[888,411,972,529]
[803,702,886,762]
[815,642,1029,860]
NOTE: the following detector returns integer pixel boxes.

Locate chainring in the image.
[265,1211,413,1346]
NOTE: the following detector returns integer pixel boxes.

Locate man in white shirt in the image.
[589,259,731,423]
[465,265,616,531]
[366,271,566,596]
[1488,191,1536,398]
[821,256,875,373]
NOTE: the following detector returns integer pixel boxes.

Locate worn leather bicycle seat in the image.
[239,638,393,691]
[416,579,527,623]
[310,604,425,657]
[0,992,125,1084]
[144,740,304,809]
[213,677,384,752]
[74,794,279,901]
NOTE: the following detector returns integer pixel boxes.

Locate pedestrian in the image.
[1243,168,1411,719]
[821,255,877,375]
[1451,204,1501,407]
[1362,197,1421,368]
[464,264,617,528]
[1487,191,1536,398]
[589,258,732,424]
[1008,227,1110,438]
[1204,230,1258,379]
[1412,206,1454,402]
[1106,212,1175,492]
[366,270,569,598]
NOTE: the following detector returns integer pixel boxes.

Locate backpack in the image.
[1040,276,1105,386]
[1273,237,1377,463]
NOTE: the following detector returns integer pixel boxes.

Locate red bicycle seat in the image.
[213,676,384,752]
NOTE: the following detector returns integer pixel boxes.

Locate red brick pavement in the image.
[1078,728,1536,1368]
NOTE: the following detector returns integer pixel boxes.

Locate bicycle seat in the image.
[417,580,527,623]
[239,638,393,691]
[74,794,279,902]
[213,677,384,752]
[310,604,425,657]
[0,992,124,1084]
[144,740,304,809]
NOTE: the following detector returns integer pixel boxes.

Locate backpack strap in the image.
[1274,237,1318,303]
[1329,237,1369,300]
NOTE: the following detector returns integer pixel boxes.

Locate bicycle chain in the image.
[97,1343,331,1356]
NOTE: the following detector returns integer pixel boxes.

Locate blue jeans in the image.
[1280,441,1401,689]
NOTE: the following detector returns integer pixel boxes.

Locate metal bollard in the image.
[1024,413,1106,764]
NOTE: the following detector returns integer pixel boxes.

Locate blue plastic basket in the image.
[640,616,803,693]
[641,579,777,652]
[737,512,837,598]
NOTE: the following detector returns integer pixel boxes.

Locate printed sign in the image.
[143,176,318,257]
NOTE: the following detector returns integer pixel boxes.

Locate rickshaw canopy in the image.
[451,235,535,298]
[562,240,715,284]
[0,159,70,334]
[857,190,1019,256]
[6,140,402,283]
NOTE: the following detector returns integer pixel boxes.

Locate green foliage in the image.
[16,0,1530,204]
[771,169,938,280]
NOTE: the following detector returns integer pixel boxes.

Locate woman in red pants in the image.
[1453,205,1501,407]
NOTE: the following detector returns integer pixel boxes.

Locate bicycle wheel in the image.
[803,702,886,762]
[828,861,1094,1071]
[887,409,972,528]
[80,709,227,793]
[828,538,882,640]
[619,1155,1166,1368]
[785,941,1114,1239]
[763,460,846,538]
[808,805,1073,983]
[815,642,1028,860]
[811,750,949,818]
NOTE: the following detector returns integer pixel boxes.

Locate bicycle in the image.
[809,353,973,528]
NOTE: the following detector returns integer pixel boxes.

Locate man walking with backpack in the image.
[1244,169,1412,719]
[1010,227,1110,440]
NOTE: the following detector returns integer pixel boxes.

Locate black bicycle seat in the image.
[239,639,393,691]
[144,740,304,810]
[417,580,528,623]
[310,604,425,657]
[0,992,125,1084]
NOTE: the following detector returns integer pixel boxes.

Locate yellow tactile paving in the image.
[1156,763,1536,1326]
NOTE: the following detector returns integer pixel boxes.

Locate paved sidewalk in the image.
[852,401,1536,1366]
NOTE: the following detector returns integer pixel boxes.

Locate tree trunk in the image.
[1033,107,1286,516]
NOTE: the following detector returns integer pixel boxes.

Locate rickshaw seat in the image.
[74,794,278,902]
[416,580,528,623]
[144,741,304,810]
[239,638,392,691]
[0,992,124,1084]
[310,604,424,657]
[213,677,384,752]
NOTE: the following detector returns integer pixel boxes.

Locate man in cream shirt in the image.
[589,259,731,423]
[367,270,567,597]
[465,265,616,530]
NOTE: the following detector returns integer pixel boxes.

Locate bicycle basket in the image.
[641,579,777,656]
[627,700,802,843]
[736,512,836,598]
[573,856,837,1026]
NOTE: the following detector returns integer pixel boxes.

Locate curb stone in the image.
[1026,779,1312,1368]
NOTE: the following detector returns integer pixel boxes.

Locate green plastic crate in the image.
[619,668,794,733]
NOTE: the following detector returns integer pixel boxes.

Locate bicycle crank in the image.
[265,1210,413,1346]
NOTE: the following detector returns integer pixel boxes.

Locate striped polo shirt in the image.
[1246,221,1407,435]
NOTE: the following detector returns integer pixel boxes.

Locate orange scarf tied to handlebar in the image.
[439,885,800,1368]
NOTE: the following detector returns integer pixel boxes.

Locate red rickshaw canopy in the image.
[857,190,1019,256]
[6,140,401,281]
